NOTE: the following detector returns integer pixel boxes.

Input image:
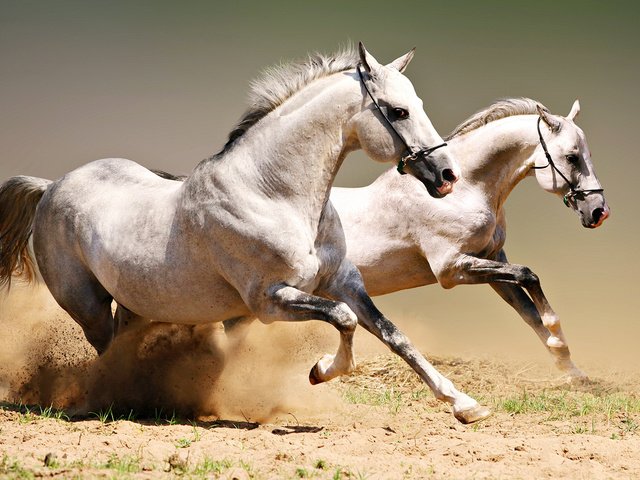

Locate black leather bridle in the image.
[357,64,447,175]
[533,116,603,207]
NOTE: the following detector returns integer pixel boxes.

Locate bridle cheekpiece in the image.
[356,64,447,175]
[533,116,603,207]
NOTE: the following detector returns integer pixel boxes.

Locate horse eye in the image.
[565,154,580,164]
[392,108,409,120]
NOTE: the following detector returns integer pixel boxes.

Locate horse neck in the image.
[452,115,539,211]
[187,73,359,216]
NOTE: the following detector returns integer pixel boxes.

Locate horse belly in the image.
[84,227,250,323]
[358,247,437,296]
[110,267,250,325]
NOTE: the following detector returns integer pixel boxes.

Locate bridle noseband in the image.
[357,64,447,175]
[533,116,603,207]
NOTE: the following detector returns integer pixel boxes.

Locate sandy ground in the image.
[1,286,639,479]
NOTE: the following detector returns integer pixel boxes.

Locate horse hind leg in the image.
[114,304,150,337]
[65,295,114,355]
[45,268,116,355]
[490,282,586,379]
[459,249,587,382]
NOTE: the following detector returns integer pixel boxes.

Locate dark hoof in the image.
[454,404,492,424]
[309,363,323,385]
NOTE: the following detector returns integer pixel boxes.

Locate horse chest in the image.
[200,202,334,291]
[462,210,506,259]
[447,205,497,249]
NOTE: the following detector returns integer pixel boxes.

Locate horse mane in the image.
[212,46,359,158]
[446,97,548,140]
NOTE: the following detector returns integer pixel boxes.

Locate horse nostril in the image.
[442,168,457,183]
[592,208,604,223]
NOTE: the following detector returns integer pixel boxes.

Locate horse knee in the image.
[518,267,539,287]
[331,302,357,332]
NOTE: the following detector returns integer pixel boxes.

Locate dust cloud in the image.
[2,278,626,421]
[0,283,343,422]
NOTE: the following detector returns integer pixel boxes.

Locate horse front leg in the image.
[450,250,586,381]
[320,262,491,424]
[260,284,358,384]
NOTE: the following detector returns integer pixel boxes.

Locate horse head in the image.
[352,43,459,198]
[533,100,609,228]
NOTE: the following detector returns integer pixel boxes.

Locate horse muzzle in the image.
[436,168,458,196]
[573,193,610,229]
[399,149,459,198]
[585,205,610,229]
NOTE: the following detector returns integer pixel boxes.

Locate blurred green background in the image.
[1,1,638,369]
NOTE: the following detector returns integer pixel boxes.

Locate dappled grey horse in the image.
[1,45,499,424]
[332,98,609,383]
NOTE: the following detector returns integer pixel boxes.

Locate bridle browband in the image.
[356,64,447,175]
[533,116,603,207]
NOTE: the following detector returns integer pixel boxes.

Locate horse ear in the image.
[537,104,561,132]
[387,47,416,73]
[567,99,580,121]
[358,42,382,74]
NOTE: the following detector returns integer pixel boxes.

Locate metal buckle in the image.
[397,152,417,175]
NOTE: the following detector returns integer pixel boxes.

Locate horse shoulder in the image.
[417,192,501,284]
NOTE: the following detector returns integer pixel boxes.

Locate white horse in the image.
[0,45,498,424]
[331,98,609,381]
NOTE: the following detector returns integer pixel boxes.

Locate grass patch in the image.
[295,466,310,478]
[0,454,34,479]
[175,437,192,448]
[240,460,256,478]
[1,402,70,425]
[90,404,116,423]
[497,389,640,419]
[496,388,640,435]
[192,458,233,476]
[339,355,437,414]
[343,387,405,413]
[36,405,69,421]
[332,466,369,479]
[175,423,203,448]
[153,407,179,425]
[100,454,142,474]
[339,354,640,437]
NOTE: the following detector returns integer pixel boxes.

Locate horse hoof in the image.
[566,371,590,385]
[454,404,492,425]
[309,363,323,385]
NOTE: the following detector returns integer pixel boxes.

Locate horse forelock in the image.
[210,46,360,158]
[446,98,548,140]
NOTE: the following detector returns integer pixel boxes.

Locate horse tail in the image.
[0,176,52,289]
